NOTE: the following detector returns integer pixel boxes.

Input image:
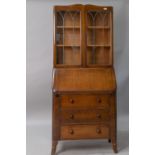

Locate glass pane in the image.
[86,10,111,65]
[55,11,81,65]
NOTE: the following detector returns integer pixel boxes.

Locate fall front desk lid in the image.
[52,68,116,93]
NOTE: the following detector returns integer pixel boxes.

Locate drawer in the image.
[61,94,110,109]
[61,125,109,140]
[61,109,110,123]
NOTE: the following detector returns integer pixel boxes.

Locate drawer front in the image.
[61,125,109,140]
[61,109,110,123]
[61,94,110,109]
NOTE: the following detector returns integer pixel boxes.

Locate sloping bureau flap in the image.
[52,68,116,93]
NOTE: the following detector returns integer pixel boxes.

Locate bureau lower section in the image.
[52,93,117,155]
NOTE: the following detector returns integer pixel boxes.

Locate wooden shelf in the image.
[88,26,110,29]
[57,45,80,47]
[57,26,80,29]
[87,45,111,47]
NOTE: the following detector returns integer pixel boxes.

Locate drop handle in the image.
[69,114,74,119]
[96,128,101,134]
[97,114,102,119]
[69,129,74,135]
[70,99,74,104]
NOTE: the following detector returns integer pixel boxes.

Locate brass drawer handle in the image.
[69,129,74,135]
[97,98,102,103]
[96,128,101,134]
[69,114,74,119]
[70,99,74,104]
[97,114,102,119]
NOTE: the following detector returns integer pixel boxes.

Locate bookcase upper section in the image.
[53,5,113,67]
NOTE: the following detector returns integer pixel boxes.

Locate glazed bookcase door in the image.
[54,6,82,67]
[85,6,113,66]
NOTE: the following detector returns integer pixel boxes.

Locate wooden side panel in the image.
[52,94,60,141]
[110,93,118,152]
[52,94,60,155]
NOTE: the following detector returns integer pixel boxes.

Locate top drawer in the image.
[60,94,110,109]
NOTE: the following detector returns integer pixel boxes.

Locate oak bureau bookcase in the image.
[52,4,117,155]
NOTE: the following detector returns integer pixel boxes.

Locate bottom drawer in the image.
[61,125,109,140]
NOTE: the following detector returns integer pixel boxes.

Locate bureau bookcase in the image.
[52,4,117,155]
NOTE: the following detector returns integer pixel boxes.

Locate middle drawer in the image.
[61,109,110,124]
